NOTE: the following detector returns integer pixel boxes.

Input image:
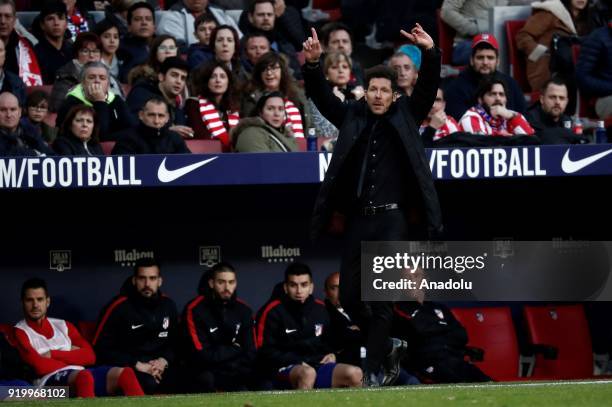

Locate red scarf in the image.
[284,99,303,138]
[199,97,239,151]
[18,37,42,86]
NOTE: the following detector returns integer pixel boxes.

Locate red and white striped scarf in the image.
[17,37,42,86]
[199,97,240,150]
[284,99,303,138]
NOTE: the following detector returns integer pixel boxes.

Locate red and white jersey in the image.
[14,318,94,384]
[420,117,461,141]
[459,107,535,136]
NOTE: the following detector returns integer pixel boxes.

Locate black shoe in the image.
[382,338,408,386]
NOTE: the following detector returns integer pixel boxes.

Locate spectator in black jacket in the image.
[444,34,527,121]
[181,262,257,392]
[576,23,612,119]
[93,258,179,394]
[57,61,136,141]
[33,1,73,85]
[54,105,104,155]
[112,97,191,154]
[527,78,572,132]
[239,0,302,79]
[256,263,362,390]
[0,38,26,106]
[0,92,54,156]
[127,56,192,138]
[117,2,156,83]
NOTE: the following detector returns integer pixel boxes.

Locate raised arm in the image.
[301,28,348,128]
[400,24,441,125]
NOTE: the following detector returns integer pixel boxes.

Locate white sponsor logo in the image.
[0,157,141,188]
[428,147,547,179]
[319,153,333,182]
[199,246,221,267]
[285,329,297,334]
[157,157,218,183]
[131,324,144,329]
[210,327,219,333]
[561,148,612,174]
[114,249,155,267]
[261,245,301,263]
[49,250,71,272]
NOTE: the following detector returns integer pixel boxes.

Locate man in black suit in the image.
[302,25,443,386]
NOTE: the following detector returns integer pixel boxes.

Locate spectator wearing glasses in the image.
[50,32,126,112]
[127,35,179,85]
[21,90,57,144]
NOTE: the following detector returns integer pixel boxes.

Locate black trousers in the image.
[339,209,426,373]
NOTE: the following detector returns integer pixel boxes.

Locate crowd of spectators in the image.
[0,0,610,157]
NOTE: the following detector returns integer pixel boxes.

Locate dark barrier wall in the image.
[1,173,611,325]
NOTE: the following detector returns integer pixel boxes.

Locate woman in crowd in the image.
[241,52,311,138]
[232,91,298,153]
[209,25,247,83]
[21,90,57,145]
[308,51,364,139]
[94,18,122,80]
[54,105,103,155]
[127,35,179,85]
[185,61,240,151]
[50,32,124,111]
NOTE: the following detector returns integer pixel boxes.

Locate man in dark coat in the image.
[112,97,190,155]
[302,25,443,386]
[526,78,572,133]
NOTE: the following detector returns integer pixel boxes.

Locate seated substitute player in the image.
[182,262,257,392]
[13,278,144,398]
[93,258,179,394]
[257,263,362,389]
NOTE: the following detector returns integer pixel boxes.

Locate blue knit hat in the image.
[397,44,422,71]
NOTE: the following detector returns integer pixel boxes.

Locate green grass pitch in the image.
[11,380,612,407]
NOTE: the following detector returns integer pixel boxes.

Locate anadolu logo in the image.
[261,245,301,263]
[49,250,71,272]
[114,249,155,267]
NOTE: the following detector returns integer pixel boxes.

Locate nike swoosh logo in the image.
[131,324,144,329]
[209,327,219,333]
[285,329,297,334]
[157,156,218,183]
[561,148,612,174]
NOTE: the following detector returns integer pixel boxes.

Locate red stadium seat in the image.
[451,307,521,381]
[312,0,342,21]
[77,321,97,343]
[505,20,531,94]
[523,304,593,380]
[100,141,116,155]
[436,9,457,66]
[186,139,223,153]
[25,85,53,96]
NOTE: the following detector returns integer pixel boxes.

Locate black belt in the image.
[362,203,400,216]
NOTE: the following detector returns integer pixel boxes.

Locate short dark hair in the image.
[209,262,236,279]
[320,21,352,47]
[60,105,100,142]
[284,262,312,283]
[159,56,189,75]
[193,12,217,32]
[142,96,168,112]
[93,18,121,37]
[365,64,399,92]
[21,278,48,299]
[127,1,155,25]
[73,32,102,58]
[26,89,49,108]
[133,257,160,276]
[476,76,508,100]
[248,0,275,14]
[541,76,568,93]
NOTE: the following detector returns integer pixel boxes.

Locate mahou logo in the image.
[260,245,301,263]
[114,249,155,267]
